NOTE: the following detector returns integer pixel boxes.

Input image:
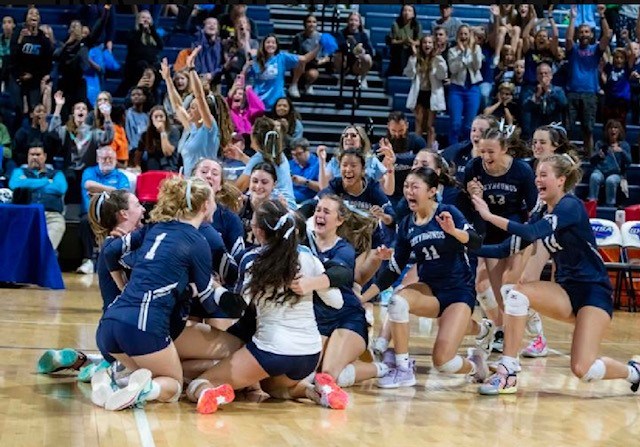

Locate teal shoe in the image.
[37,349,84,374]
[78,360,111,383]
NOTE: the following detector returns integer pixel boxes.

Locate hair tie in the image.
[95,191,110,223]
[498,118,515,139]
[562,153,576,166]
[263,130,279,158]
[185,179,193,211]
[548,122,567,136]
[265,212,296,240]
[343,201,370,218]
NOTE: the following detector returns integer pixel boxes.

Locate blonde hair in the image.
[149,177,212,222]
[539,153,583,192]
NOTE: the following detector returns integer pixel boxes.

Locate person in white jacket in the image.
[404,35,448,149]
[447,25,484,145]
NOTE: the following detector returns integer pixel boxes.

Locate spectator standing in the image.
[602,48,632,126]
[0,16,15,91]
[387,5,422,77]
[194,17,224,85]
[520,63,567,138]
[125,87,149,155]
[431,4,463,44]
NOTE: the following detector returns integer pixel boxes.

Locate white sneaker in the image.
[76,258,94,274]
[288,84,301,98]
[91,368,116,407]
[467,347,489,383]
[475,318,496,357]
[304,85,315,95]
[104,368,153,411]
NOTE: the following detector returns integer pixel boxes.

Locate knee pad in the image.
[337,364,356,388]
[500,284,514,301]
[435,355,464,374]
[388,295,410,323]
[166,378,183,403]
[477,288,498,312]
[186,378,210,402]
[580,358,606,383]
[504,290,530,317]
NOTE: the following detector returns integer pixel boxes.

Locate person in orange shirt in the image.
[110,105,129,168]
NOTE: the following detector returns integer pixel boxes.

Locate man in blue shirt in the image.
[521,63,568,138]
[289,137,319,204]
[77,146,130,274]
[9,144,68,250]
[565,4,611,156]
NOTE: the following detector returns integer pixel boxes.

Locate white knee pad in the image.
[477,288,498,312]
[500,284,514,301]
[166,379,183,403]
[388,295,410,323]
[504,290,530,317]
[580,358,606,383]
[337,364,356,388]
[186,378,210,402]
[435,355,464,374]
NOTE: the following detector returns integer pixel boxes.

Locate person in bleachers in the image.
[520,8,561,114]
[9,144,67,250]
[614,5,639,46]
[8,7,52,114]
[268,96,303,155]
[117,10,163,98]
[108,105,129,168]
[219,4,258,41]
[227,73,264,139]
[431,4,462,44]
[133,105,180,172]
[193,17,224,86]
[162,69,193,124]
[77,146,130,274]
[602,48,632,127]
[433,26,450,57]
[54,8,108,118]
[447,25,484,146]
[125,87,149,156]
[48,90,114,204]
[404,34,448,149]
[289,137,320,204]
[566,4,611,157]
[13,103,48,167]
[333,12,373,88]
[473,26,496,111]
[289,14,328,98]
[484,82,520,127]
[588,119,632,207]
[77,4,116,53]
[248,34,319,112]
[520,63,567,139]
[488,5,522,68]
[0,16,15,92]
[222,15,259,90]
[386,5,422,77]
[629,41,640,125]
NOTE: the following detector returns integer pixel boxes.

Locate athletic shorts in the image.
[560,281,614,317]
[96,319,171,357]
[316,306,369,346]
[246,341,320,381]
[430,284,477,317]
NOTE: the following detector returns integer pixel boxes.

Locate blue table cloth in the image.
[0,204,65,289]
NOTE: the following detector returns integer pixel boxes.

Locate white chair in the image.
[620,221,640,311]
[589,218,626,309]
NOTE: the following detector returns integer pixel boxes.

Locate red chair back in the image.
[135,171,175,203]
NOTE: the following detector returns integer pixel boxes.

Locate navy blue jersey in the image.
[442,140,473,186]
[504,194,611,286]
[212,204,245,260]
[199,223,238,286]
[102,221,215,338]
[97,237,129,311]
[321,177,396,223]
[308,237,361,323]
[238,196,259,255]
[464,157,537,242]
[379,203,474,291]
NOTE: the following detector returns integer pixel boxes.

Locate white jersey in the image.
[240,245,343,356]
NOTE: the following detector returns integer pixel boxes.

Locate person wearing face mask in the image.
[77,146,130,274]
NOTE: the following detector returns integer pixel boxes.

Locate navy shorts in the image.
[246,341,320,381]
[317,306,369,346]
[561,281,614,317]
[96,319,171,357]
[431,284,477,317]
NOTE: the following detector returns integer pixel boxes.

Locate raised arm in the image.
[187,46,215,130]
[565,5,576,53]
[160,57,190,129]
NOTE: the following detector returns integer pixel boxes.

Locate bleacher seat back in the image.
[590,218,622,262]
[135,171,175,203]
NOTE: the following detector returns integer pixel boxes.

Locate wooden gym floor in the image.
[0,274,639,447]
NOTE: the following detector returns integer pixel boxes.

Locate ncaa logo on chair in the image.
[591,224,613,239]
[630,224,640,238]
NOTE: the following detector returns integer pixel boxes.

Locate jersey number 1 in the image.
[145,233,167,260]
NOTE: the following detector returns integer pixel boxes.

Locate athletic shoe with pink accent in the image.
[313,373,349,410]
[521,334,548,358]
[479,364,518,396]
[196,384,235,414]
